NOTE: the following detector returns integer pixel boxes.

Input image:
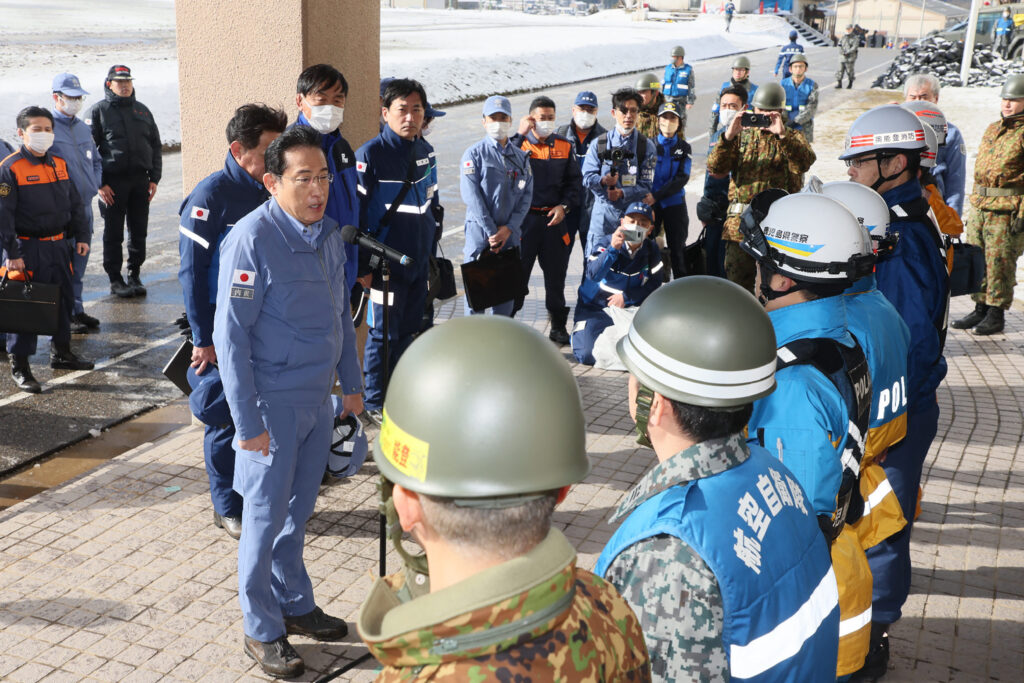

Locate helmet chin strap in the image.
[633,384,655,448]
[379,476,430,577]
[757,262,800,306]
[870,156,901,192]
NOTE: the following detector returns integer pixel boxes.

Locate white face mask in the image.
[307,104,344,134]
[574,111,597,129]
[616,124,635,136]
[534,120,557,138]
[59,97,83,117]
[718,109,738,129]
[485,121,510,141]
[24,131,54,154]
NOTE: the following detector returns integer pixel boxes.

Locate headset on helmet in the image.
[818,180,898,258]
[328,395,368,479]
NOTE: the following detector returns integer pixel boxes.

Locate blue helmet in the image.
[186,365,231,427]
[790,30,799,41]
[328,395,368,478]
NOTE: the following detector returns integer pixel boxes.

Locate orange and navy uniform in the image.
[0,146,88,260]
[513,131,581,212]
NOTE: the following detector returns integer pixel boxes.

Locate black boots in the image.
[836,80,843,89]
[951,302,987,329]
[847,77,854,89]
[51,344,95,371]
[850,621,890,681]
[126,270,147,296]
[10,355,41,393]
[110,276,134,298]
[974,307,1005,335]
[549,306,570,346]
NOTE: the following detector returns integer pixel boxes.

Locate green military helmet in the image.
[732,55,752,71]
[635,72,661,91]
[671,45,686,58]
[373,316,590,500]
[1002,74,1024,100]
[616,276,777,409]
[752,82,787,111]
[790,53,808,67]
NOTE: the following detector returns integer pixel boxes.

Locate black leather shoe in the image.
[951,302,987,329]
[973,307,1005,336]
[243,635,304,679]
[10,356,41,393]
[284,606,348,641]
[213,510,242,540]
[73,311,101,329]
[50,346,95,371]
[110,278,135,298]
[70,319,89,334]
[127,272,147,297]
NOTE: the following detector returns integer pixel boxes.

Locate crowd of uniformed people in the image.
[3,40,1023,682]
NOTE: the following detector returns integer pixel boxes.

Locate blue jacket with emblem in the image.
[356,126,437,284]
[652,134,691,209]
[178,151,269,349]
[596,445,840,682]
[51,108,102,204]
[662,62,696,104]
[459,135,534,260]
[775,41,805,76]
[213,199,362,441]
[579,234,663,308]
[749,296,855,517]
[581,128,657,252]
[933,121,967,215]
[877,180,948,408]
[291,114,360,290]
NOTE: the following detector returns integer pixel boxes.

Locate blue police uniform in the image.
[781,76,816,133]
[597,441,840,681]
[867,179,948,625]
[571,234,663,365]
[51,108,102,316]
[581,128,657,254]
[291,114,359,291]
[459,134,533,316]
[213,199,362,642]
[775,40,805,77]
[178,151,270,519]
[356,126,437,410]
[933,121,967,215]
[662,62,695,105]
[556,118,606,260]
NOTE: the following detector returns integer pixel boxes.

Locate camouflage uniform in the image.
[705,127,815,290]
[637,91,667,140]
[968,113,1024,310]
[602,434,749,682]
[358,529,652,681]
[836,33,859,87]
[790,79,819,143]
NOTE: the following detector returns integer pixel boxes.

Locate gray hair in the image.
[420,492,558,560]
[904,73,941,99]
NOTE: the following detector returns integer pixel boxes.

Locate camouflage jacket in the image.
[358,528,652,682]
[970,113,1024,214]
[839,33,859,58]
[706,126,815,241]
[603,434,752,682]
[637,92,667,140]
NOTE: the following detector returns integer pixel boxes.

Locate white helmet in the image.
[901,100,947,146]
[819,181,898,257]
[919,122,937,169]
[740,192,876,284]
[839,104,927,160]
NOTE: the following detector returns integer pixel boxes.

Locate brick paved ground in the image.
[2,248,1023,681]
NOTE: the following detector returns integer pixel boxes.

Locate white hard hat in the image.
[839,105,927,160]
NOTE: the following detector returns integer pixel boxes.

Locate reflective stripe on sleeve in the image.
[179,225,210,250]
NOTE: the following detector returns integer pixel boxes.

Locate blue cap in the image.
[186,365,232,427]
[624,202,654,221]
[482,95,512,118]
[52,72,88,97]
[425,101,446,119]
[790,30,799,40]
[657,101,682,118]
[379,76,396,98]
[574,91,598,107]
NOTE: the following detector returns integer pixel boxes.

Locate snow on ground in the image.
[0,4,790,146]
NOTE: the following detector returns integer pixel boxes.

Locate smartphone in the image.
[620,228,646,243]
[741,112,772,128]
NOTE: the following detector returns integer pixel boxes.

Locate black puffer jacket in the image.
[87,85,162,184]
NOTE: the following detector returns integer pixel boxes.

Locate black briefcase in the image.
[461,246,526,312]
[682,229,707,276]
[949,241,985,297]
[427,247,458,303]
[0,270,60,336]
[162,338,194,397]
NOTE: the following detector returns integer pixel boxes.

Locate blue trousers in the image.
[363,273,427,411]
[68,210,94,315]
[7,237,74,356]
[570,304,613,365]
[865,396,940,624]
[205,421,242,517]
[233,398,331,642]
[515,212,573,315]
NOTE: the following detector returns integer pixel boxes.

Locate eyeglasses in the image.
[844,155,890,169]
[617,107,640,115]
[280,173,334,187]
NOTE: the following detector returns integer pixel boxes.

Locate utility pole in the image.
[961,0,982,86]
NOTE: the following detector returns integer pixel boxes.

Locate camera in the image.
[619,227,646,243]
[599,146,635,165]
[741,112,772,128]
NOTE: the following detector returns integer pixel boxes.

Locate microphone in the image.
[340,225,413,267]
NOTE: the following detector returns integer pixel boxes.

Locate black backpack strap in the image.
[377,147,420,233]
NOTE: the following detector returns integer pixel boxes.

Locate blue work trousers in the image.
[515,212,573,315]
[865,397,940,624]
[570,303,613,365]
[68,210,94,315]
[363,273,427,411]
[7,237,74,356]
[205,421,242,517]
[233,398,332,642]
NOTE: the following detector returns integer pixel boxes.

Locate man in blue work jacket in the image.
[356,78,437,417]
[662,46,696,110]
[557,90,606,266]
[460,95,534,317]
[904,74,967,215]
[582,88,657,255]
[178,104,286,540]
[774,31,805,78]
[291,63,359,292]
[843,105,949,677]
[50,72,102,334]
[214,126,363,679]
[994,8,1014,59]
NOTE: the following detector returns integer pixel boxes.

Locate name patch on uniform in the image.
[356,160,367,173]
[26,175,39,182]
[190,206,209,221]
[230,287,254,299]
[416,158,429,167]
[462,160,475,175]
[232,269,256,286]
[0,183,9,197]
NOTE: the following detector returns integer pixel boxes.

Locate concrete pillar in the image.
[174,0,380,191]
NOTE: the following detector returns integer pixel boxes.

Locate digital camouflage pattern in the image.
[792,80,819,143]
[359,529,651,682]
[637,91,667,140]
[602,434,752,682]
[836,33,859,84]
[969,114,1024,309]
